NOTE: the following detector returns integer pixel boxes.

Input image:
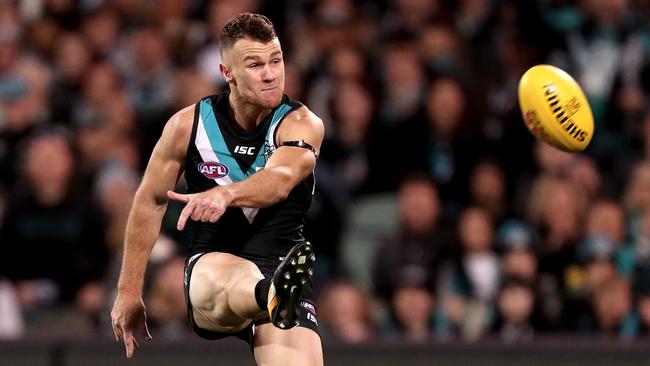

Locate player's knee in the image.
[226,261,263,291]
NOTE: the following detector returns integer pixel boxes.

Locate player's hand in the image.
[167,188,233,230]
[111,293,152,358]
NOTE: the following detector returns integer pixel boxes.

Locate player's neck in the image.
[228,92,272,132]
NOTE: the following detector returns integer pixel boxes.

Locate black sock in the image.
[254,278,272,311]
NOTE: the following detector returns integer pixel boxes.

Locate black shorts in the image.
[183,251,320,344]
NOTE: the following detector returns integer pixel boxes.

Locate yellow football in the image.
[518,64,594,152]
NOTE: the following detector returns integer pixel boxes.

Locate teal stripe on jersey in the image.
[268,103,292,137]
[247,152,268,175]
[249,103,292,175]
[199,99,246,182]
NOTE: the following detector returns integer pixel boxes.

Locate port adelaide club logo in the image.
[198,161,229,179]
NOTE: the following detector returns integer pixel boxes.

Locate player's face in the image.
[222,37,285,109]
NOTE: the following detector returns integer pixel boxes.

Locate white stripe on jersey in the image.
[196,112,259,223]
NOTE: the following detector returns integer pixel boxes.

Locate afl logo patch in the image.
[198,162,229,179]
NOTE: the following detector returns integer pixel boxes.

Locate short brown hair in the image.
[220,13,277,50]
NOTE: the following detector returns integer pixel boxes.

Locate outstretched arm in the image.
[111,105,192,358]
[168,106,324,230]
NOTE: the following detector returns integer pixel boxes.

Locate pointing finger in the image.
[124,329,136,358]
[177,201,195,230]
[167,191,192,203]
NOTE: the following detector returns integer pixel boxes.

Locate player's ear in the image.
[220,63,234,84]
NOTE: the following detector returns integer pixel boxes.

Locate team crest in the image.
[263,141,276,162]
[198,161,229,179]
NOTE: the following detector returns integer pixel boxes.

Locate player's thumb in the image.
[167,190,190,203]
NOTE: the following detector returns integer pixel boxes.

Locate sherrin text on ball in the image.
[518,64,594,152]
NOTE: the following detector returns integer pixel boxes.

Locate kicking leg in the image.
[252,242,322,365]
[188,252,266,332]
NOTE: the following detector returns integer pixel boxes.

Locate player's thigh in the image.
[189,252,263,329]
[253,322,323,366]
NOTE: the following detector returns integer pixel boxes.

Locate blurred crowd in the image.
[1,0,650,344]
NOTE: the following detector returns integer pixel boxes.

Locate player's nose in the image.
[261,65,276,83]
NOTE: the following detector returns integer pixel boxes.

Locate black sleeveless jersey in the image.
[184,92,314,257]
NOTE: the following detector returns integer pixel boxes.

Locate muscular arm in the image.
[226,107,324,207]
[117,106,192,295]
[168,106,324,230]
[111,106,192,358]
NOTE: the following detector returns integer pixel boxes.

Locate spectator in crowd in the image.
[555,0,647,160]
[0,128,109,333]
[309,81,376,273]
[0,4,20,75]
[527,176,584,330]
[317,281,375,343]
[578,236,618,294]
[306,43,370,133]
[172,66,218,110]
[81,6,121,60]
[436,206,499,341]
[496,219,539,284]
[390,275,436,342]
[630,207,650,269]
[405,76,485,209]
[50,33,92,126]
[122,26,176,125]
[574,235,619,327]
[495,277,535,343]
[634,264,650,336]
[468,159,509,224]
[374,173,445,302]
[94,162,140,253]
[418,23,468,78]
[146,256,190,339]
[584,276,637,339]
[381,0,442,38]
[0,75,38,187]
[625,160,650,234]
[378,43,426,130]
[584,200,634,277]
[567,156,605,207]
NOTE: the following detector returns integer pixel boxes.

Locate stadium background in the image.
[2,0,650,364]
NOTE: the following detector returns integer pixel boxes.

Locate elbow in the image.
[134,188,166,211]
[271,168,294,204]
[272,176,292,203]
[265,163,310,206]
[275,185,291,202]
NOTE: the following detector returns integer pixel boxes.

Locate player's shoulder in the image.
[158,104,195,157]
[284,104,324,131]
[162,104,195,140]
[167,104,196,130]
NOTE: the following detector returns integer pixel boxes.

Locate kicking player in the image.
[111,13,324,365]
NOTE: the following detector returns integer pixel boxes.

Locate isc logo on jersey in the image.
[234,145,255,155]
[198,162,229,179]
